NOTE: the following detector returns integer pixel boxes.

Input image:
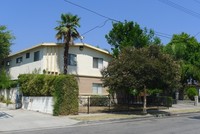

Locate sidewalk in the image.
[0,102,200,132]
[0,109,80,132]
[70,102,200,121]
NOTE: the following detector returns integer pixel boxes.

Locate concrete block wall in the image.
[22,96,54,114]
[0,88,18,103]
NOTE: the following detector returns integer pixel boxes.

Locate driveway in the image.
[0,109,80,132]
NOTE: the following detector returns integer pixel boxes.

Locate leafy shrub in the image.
[90,95,109,106]
[18,74,56,96]
[0,95,5,102]
[42,75,56,96]
[186,87,198,100]
[157,96,173,107]
[0,68,13,89]
[18,74,35,96]
[148,89,163,96]
[18,74,79,116]
[2,98,13,105]
[53,75,79,116]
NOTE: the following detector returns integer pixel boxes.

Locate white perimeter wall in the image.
[0,88,18,103]
[22,96,54,114]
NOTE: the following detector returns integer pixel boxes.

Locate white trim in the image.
[8,43,111,58]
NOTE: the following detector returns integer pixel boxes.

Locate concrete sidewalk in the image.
[71,102,200,121]
[0,109,80,132]
[1,102,200,132]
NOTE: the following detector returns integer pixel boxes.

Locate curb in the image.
[75,110,200,125]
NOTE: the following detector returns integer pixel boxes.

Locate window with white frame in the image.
[68,54,77,66]
[16,57,23,63]
[92,83,103,94]
[93,57,103,69]
[26,52,30,59]
[34,51,40,61]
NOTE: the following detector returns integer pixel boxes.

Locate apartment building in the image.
[4,43,112,95]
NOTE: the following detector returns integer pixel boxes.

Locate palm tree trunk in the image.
[63,33,70,74]
[63,43,68,74]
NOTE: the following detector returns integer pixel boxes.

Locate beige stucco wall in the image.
[56,45,111,77]
[6,43,112,95]
[6,47,44,80]
[77,76,108,96]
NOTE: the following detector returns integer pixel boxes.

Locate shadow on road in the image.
[189,116,200,120]
[0,112,13,119]
[147,109,171,117]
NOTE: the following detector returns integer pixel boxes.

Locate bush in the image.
[157,96,173,107]
[186,87,198,100]
[0,69,17,89]
[53,75,79,116]
[2,98,13,105]
[18,74,79,116]
[0,95,5,102]
[18,74,56,96]
[90,95,109,106]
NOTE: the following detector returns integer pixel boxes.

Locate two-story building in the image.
[4,43,112,96]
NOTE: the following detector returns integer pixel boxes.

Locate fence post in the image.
[87,96,90,114]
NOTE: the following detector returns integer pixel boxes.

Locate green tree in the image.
[0,69,11,89]
[55,13,81,74]
[0,25,14,64]
[102,45,181,113]
[105,21,161,57]
[164,32,200,99]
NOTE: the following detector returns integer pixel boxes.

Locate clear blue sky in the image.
[1,0,200,53]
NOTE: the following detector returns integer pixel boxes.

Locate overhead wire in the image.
[64,0,172,39]
[81,19,110,36]
[158,0,200,19]
[64,0,120,23]
[159,0,200,38]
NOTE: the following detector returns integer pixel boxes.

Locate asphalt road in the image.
[3,113,200,134]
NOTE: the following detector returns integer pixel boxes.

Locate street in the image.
[3,112,200,134]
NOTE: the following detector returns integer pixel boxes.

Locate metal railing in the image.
[79,96,173,114]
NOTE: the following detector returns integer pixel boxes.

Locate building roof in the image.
[8,42,111,57]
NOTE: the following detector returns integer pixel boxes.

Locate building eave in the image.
[8,42,112,58]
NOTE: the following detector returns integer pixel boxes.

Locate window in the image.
[93,57,103,69]
[16,57,23,63]
[6,61,10,66]
[34,51,40,61]
[26,52,30,58]
[92,83,103,94]
[68,54,77,66]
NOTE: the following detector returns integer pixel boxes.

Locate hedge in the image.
[147,96,173,107]
[18,74,79,115]
[53,75,79,116]
[90,95,109,106]
[186,87,198,100]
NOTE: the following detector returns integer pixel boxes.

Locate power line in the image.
[63,0,120,22]
[81,19,110,36]
[194,32,200,37]
[158,0,200,19]
[64,0,172,39]
[154,33,171,39]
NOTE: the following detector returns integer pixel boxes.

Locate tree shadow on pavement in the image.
[107,107,171,117]
[0,112,13,119]
[147,109,171,117]
[189,116,200,120]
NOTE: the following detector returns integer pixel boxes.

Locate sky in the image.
[1,0,200,53]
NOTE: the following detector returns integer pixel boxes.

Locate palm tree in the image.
[55,13,80,74]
